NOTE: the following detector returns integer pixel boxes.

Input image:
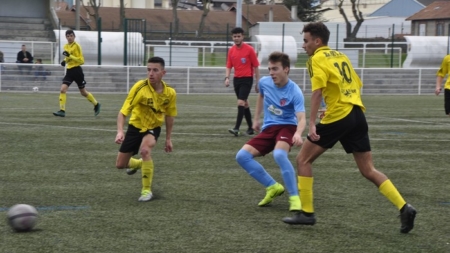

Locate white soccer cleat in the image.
[138,190,153,202]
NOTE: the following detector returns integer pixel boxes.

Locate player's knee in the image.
[139,148,151,158]
[115,162,127,169]
[236,149,252,165]
[273,149,288,163]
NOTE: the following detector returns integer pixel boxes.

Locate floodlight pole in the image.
[75,0,80,30]
[236,0,242,28]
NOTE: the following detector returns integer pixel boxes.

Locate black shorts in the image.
[63,66,87,89]
[233,77,253,100]
[444,89,450,115]
[308,105,371,153]
[119,124,161,155]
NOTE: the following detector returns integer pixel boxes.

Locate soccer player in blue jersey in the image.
[235,51,306,213]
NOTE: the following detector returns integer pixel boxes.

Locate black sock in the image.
[244,107,253,129]
[234,106,245,130]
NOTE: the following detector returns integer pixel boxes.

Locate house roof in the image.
[229,4,293,24]
[56,4,293,33]
[416,0,450,5]
[369,0,425,17]
[406,1,450,20]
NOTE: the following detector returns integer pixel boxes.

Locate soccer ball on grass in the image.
[7,204,38,232]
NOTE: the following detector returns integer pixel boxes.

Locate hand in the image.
[62,51,70,57]
[307,125,320,141]
[292,132,303,147]
[224,78,230,87]
[254,83,259,93]
[252,119,261,133]
[60,61,66,67]
[164,139,173,153]
[115,132,124,144]
[435,87,442,96]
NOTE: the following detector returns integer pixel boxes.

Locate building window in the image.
[436,22,444,36]
[419,23,426,36]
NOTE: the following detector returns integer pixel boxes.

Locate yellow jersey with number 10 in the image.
[307,46,365,124]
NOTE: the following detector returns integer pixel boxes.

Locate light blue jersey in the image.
[259,76,305,131]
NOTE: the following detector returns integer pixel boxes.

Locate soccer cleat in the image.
[228,128,240,137]
[282,211,316,225]
[53,110,65,117]
[399,203,417,233]
[126,168,137,175]
[289,196,302,212]
[126,158,142,175]
[138,190,153,202]
[246,129,255,136]
[258,182,285,206]
[94,103,101,116]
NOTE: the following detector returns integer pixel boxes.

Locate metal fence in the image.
[0,63,441,95]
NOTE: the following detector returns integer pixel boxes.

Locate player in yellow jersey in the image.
[115,57,177,202]
[435,54,450,115]
[282,22,417,233]
[53,30,100,117]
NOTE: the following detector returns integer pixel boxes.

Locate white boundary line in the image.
[2,120,450,140]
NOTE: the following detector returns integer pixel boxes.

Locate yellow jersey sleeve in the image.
[308,46,365,124]
[64,42,84,69]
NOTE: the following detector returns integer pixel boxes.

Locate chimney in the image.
[291,5,298,21]
[269,7,273,22]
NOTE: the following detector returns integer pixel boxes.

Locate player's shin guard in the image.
[86,92,98,106]
[236,149,275,187]
[59,93,67,111]
[273,149,298,196]
[379,179,407,210]
[141,160,154,192]
[299,176,314,213]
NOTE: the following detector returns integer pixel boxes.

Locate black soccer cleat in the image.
[282,211,316,225]
[94,103,101,116]
[399,203,416,234]
[246,129,255,136]
[53,110,65,117]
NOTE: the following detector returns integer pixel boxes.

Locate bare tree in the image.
[119,0,126,31]
[171,0,180,37]
[82,0,101,30]
[197,0,210,37]
[338,0,364,40]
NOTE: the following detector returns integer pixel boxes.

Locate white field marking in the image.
[0,121,449,140]
[368,115,450,125]
[0,121,225,136]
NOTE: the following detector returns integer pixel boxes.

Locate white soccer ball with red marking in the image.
[7,204,38,232]
[32,87,39,92]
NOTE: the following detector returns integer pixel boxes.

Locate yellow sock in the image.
[299,176,314,213]
[379,179,406,210]
[59,93,66,111]
[85,92,98,106]
[128,158,142,169]
[141,160,154,192]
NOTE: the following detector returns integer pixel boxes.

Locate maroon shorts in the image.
[246,125,297,155]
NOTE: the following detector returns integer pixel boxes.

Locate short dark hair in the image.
[268,51,290,70]
[66,30,75,36]
[231,27,244,35]
[148,56,165,68]
[302,22,330,45]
